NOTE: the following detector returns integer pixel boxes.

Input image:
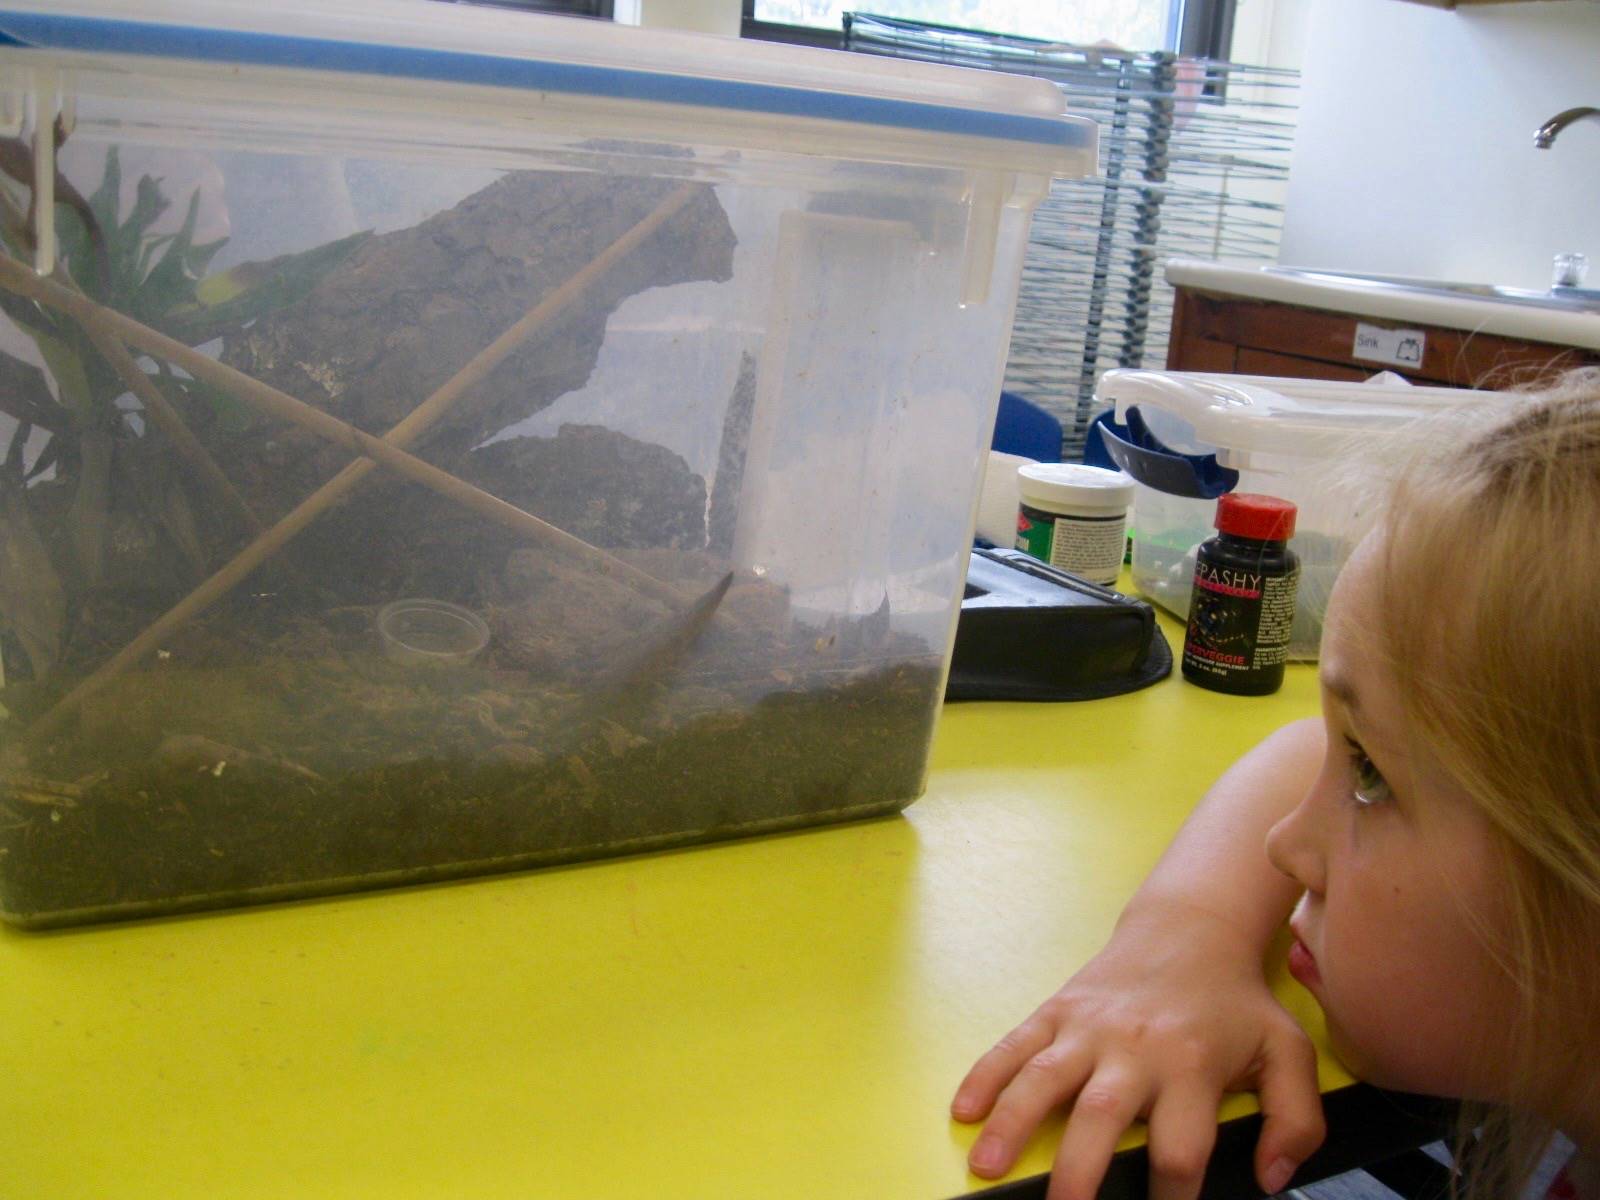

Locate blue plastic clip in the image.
[1086,408,1239,501]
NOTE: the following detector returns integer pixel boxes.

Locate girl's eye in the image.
[1344,742,1395,809]
[1346,739,1392,807]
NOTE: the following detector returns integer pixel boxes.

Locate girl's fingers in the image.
[1144,1079,1222,1200]
[952,1014,1058,1122]
[1044,1064,1149,1200]
[1252,1025,1327,1194]
[966,1041,1096,1179]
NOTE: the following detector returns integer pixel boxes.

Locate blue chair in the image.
[992,390,1063,463]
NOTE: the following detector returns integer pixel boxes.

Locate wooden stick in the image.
[8,184,702,745]
[0,188,704,595]
[374,184,699,447]
[79,315,265,537]
[0,254,692,603]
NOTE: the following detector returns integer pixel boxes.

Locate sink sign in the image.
[1353,322,1427,369]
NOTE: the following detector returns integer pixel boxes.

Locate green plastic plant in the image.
[0,138,368,685]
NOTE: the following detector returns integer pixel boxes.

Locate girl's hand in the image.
[951,903,1325,1200]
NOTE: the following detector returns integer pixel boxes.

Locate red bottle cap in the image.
[1215,493,1297,541]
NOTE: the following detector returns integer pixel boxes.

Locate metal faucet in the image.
[1535,106,1600,149]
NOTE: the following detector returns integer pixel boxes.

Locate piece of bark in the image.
[216,170,735,512]
[707,351,757,557]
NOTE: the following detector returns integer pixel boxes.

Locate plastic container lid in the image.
[1097,369,1481,459]
[1017,463,1136,513]
[0,0,1098,178]
[1215,493,1296,541]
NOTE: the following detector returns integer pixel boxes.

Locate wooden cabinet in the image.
[1166,287,1600,387]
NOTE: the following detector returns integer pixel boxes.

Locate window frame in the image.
[443,0,615,19]
[741,0,1237,58]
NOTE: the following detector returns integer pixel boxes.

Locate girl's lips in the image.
[1287,936,1321,988]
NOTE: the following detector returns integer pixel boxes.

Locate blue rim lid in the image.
[0,9,1096,155]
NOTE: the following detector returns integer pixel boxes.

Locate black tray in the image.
[946,548,1172,702]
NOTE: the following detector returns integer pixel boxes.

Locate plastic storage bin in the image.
[1095,370,1484,659]
[0,0,1095,925]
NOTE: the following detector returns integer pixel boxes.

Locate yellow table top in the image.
[0,605,1348,1200]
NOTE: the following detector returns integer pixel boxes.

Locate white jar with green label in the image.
[1014,464,1136,585]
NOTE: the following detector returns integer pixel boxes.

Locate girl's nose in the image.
[1265,789,1326,896]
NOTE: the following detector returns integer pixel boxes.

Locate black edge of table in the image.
[956,1086,1460,1200]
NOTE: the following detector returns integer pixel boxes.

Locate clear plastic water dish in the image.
[377,600,492,667]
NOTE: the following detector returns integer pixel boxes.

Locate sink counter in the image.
[1166,258,1600,354]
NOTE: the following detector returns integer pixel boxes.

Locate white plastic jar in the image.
[1014,463,1136,585]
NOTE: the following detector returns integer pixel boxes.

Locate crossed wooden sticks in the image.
[1,182,705,746]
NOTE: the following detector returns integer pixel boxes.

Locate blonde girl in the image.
[952,369,1600,1200]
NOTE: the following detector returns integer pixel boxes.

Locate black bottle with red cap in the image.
[1181,493,1300,696]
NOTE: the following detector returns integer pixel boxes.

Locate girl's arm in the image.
[1124,716,1318,949]
[952,718,1329,1200]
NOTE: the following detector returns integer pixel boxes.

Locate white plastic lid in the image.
[1096,369,1483,458]
[0,0,1098,178]
[1017,463,1136,512]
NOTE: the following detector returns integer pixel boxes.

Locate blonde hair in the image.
[1372,367,1600,1196]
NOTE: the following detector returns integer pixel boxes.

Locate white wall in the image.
[1231,0,1312,74]
[616,0,741,36]
[1279,0,1600,289]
